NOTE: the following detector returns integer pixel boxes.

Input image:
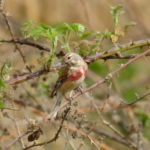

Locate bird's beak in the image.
[61,60,68,67]
[61,60,66,65]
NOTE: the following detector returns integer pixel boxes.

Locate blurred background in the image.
[0,0,150,150]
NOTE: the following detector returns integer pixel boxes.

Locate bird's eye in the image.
[67,56,71,60]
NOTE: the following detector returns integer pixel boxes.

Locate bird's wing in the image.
[51,66,69,97]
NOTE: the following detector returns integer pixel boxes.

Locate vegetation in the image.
[0,1,150,150]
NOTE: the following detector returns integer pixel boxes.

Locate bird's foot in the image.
[78,86,84,94]
[64,95,72,106]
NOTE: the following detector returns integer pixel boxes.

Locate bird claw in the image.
[65,96,72,105]
[78,86,84,94]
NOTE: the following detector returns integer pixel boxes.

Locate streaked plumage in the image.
[51,52,88,118]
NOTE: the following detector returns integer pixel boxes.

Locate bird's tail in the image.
[52,92,62,118]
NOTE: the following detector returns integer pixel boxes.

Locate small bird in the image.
[51,52,88,117]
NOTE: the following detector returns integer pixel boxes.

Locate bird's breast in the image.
[68,66,87,81]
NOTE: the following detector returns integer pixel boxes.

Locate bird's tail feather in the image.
[52,92,62,118]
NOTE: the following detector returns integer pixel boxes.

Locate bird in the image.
[51,52,88,118]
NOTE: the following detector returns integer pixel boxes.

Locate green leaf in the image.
[138,112,149,122]
[71,23,85,36]
[81,31,94,39]
[101,29,112,38]
[23,20,34,28]
[111,4,123,26]
[21,20,34,36]
[0,78,6,88]
[28,26,49,40]
[56,23,72,33]
[0,93,4,99]
[0,102,4,109]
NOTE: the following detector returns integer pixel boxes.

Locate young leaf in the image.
[27,26,48,40]
[81,31,94,39]
[0,102,4,109]
[71,23,85,36]
[21,20,34,36]
[101,29,112,38]
[56,23,72,33]
[111,4,123,26]
[0,78,6,88]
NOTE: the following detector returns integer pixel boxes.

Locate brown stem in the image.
[22,107,70,150]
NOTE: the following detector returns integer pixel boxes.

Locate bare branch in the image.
[5,38,150,86]
[6,63,64,86]
[0,12,32,72]
[23,107,70,150]
[117,91,150,109]
[0,38,50,52]
[87,126,137,149]
[1,38,150,60]
[3,130,31,150]
[41,49,150,124]
[1,12,26,63]
[85,39,150,63]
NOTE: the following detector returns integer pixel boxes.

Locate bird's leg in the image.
[77,86,84,94]
[64,92,73,105]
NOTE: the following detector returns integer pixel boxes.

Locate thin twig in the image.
[1,38,150,60]
[23,107,70,150]
[0,38,50,52]
[85,39,150,63]
[0,12,32,72]
[2,48,150,150]
[3,130,31,150]
[6,63,64,86]
[5,49,150,133]
[1,12,26,63]
[5,40,150,86]
[39,49,150,126]
[1,104,136,150]
[87,126,137,149]
[4,115,25,149]
[117,91,150,109]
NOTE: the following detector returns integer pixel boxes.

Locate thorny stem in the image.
[1,38,150,60]
[22,107,70,150]
[0,38,50,52]
[85,39,150,62]
[5,38,150,86]
[36,49,150,138]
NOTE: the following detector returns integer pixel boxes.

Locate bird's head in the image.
[63,52,87,68]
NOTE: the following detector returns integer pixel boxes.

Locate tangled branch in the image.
[5,38,150,86]
[23,107,70,150]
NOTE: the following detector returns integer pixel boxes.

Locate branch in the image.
[5,50,150,144]
[6,63,64,86]
[2,130,31,150]
[0,12,32,72]
[87,126,137,149]
[5,40,150,86]
[1,12,26,64]
[0,38,50,52]
[1,38,150,61]
[35,49,150,128]
[85,39,150,62]
[116,91,150,109]
[23,107,70,150]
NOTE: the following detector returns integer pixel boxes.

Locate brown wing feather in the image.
[51,66,69,97]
